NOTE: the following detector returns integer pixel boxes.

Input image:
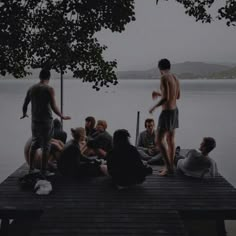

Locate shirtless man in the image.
[149,59,180,176]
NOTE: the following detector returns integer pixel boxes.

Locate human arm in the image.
[86,137,107,157]
[175,76,180,100]
[149,77,169,114]
[96,148,107,158]
[209,159,218,177]
[20,90,31,119]
[147,147,159,156]
[50,138,64,151]
[152,91,162,100]
[49,87,71,120]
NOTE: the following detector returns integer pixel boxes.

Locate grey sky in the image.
[97,0,236,71]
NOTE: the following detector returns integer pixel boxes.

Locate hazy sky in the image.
[97,0,236,71]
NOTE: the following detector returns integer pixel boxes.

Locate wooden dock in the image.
[1,163,236,236]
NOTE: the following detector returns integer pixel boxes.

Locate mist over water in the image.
[0,78,236,187]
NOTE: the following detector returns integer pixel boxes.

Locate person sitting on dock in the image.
[101,129,153,188]
[84,120,113,160]
[52,118,67,143]
[24,136,64,172]
[85,116,97,139]
[137,118,163,165]
[49,118,68,170]
[58,127,102,178]
[175,137,218,178]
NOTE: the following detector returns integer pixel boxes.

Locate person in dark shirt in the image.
[48,118,68,170]
[58,127,102,178]
[85,116,97,139]
[52,118,67,143]
[21,68,71,176]
[101,129,152,187]
[86,120,113,159]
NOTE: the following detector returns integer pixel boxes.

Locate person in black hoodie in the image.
[103,129,152,187]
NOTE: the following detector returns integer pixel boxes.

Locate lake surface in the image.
[1,78,236,234]
[1,78,236,185]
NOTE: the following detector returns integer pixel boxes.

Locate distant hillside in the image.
[209,66,236,79]
[0,69,73,80]
[117,62,236,79]
[1,62,236,80]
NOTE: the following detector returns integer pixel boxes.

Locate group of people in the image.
[136,117,217,178]
[21,58,218,189]
[24,115,152,187]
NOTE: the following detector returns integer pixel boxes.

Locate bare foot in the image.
[159,167,167,173]
[158,168,169,176]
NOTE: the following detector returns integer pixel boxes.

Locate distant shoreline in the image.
[1,77,236,81]
[1,61,236,80]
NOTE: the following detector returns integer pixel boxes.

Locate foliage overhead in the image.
[156,0,236,26]
[1,0,235,90]
[0,0,135,90]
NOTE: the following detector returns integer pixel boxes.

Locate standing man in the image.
[149,59,180,176]
[21,68,71,176]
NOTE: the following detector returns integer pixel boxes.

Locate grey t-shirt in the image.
[137,130,156,151]
[177,149,218,178]
[24,83,53,122]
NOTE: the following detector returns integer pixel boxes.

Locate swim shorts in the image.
[158,107,179,131]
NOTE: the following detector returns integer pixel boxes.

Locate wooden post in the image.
[216,219,227,236]
[60,70,63,128]
[135,111,140,147]
[0,218,9,236]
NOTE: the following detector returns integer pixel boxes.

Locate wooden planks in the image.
[0,163,236,236]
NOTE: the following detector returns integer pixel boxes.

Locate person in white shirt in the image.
[176,137,218,178]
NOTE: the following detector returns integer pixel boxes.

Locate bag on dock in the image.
[18,172,44,190]
[34,180,52,195]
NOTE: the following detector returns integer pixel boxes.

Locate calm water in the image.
[1,78,236,185]
[0,80,236,186]
[1,78,236,234]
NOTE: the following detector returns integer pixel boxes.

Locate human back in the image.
[107,129,152,186]
[30,83,53,122]
[21,68,71,176]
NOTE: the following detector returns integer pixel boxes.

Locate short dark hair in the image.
[203,137,216,153]
[39,68,51,80]
[85,116,96,128]
[158,58,171,70]
[113,129,130,147]
[144,118,155,128]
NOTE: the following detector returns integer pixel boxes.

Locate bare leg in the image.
[29,138,40,172]
[166,130,175,172]
[100,164,109,176]
[29,146,36,172]
[156,130,171,176]
[41,140,51,175]
[41,149,49,174]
